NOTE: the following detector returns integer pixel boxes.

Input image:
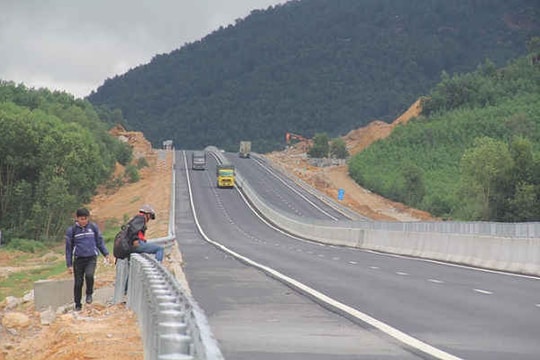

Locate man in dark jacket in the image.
[65,207,110,311]
[128,204,164,262]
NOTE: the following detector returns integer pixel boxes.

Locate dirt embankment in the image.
[266,98,436,222]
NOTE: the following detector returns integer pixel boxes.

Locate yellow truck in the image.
[216,164,235,188]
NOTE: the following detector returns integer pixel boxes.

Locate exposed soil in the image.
[0,99,435,359]
[266,98,436,222]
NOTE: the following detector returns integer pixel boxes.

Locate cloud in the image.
[0,0,287,98]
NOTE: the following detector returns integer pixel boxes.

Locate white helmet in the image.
[139,204,156,220]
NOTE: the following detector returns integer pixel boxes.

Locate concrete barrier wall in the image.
[232,163,540,277]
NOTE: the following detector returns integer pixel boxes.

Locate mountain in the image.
[87,0,540,152]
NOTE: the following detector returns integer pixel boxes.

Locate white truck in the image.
[239,141,251,158]
[191,151,207,170]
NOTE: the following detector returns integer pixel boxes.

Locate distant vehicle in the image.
[192,151,206,170]
[216,164,235,188]
[239,141,251,158]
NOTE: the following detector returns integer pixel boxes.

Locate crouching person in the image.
[127,204,164,262]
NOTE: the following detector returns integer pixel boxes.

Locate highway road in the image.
[175,150,540,360]
[225,152,353,221]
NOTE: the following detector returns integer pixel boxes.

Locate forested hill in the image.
[348,53,540,222]
[88,0,540,152]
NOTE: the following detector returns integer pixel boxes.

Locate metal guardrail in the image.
[127,254,193,359]
[113,150,224,360]
[151,150,177,249]
[114,256,224,360]
[124,254,223,360]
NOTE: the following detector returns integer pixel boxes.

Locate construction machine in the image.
[285,132,308,145]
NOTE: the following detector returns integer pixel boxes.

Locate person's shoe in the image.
[75,304,82,311]
[86,294,93,304]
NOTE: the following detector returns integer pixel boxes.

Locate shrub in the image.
[125,164,140,183]
[137,157,149,169]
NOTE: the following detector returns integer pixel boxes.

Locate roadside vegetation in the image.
[349,48,540,221]
[0,82,137,244]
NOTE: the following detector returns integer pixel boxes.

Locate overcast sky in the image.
[0,0,288,99]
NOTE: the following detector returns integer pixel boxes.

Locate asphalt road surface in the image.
[175,150,540,360]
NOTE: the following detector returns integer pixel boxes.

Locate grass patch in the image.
[0,260,66,301]
[4,238,47,253]
[130,196,141,203]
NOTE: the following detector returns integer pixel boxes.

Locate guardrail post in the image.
[159,333,193,356]
[113,258,129,304]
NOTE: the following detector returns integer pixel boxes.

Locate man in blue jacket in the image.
[65,207,110,311]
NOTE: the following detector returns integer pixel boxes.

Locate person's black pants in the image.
[73,256,97,306]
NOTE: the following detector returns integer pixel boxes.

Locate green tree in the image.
[308,133,329,158]
[459,137,513,220]
[329,138,349,159]
[507,183,538,221]
[526,36,540,56]
[509,136,534,184]
[115,142,133,166]
[401,163,425,206]
[504,113,535,138]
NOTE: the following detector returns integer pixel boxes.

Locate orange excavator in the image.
[285,132,308,145]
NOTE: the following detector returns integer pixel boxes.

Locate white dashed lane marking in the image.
[473,288,493,295]
[396,272,409,276]
[427,279,444,284]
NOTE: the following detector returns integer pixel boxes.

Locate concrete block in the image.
[34,279,84,310]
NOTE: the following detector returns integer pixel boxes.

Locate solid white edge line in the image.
[183,151,463,360]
